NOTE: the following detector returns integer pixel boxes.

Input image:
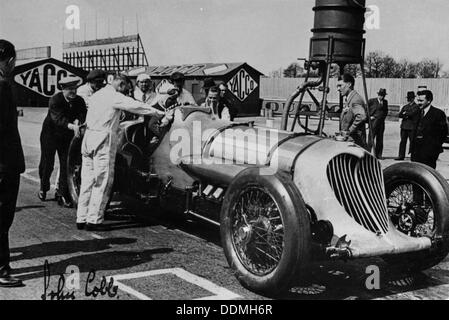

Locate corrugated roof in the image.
[127,62,263,77]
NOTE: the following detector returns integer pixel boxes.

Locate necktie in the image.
[142,93,146,102]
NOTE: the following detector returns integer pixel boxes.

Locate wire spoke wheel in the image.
[72,163,82,196]
[383,163,449,272]
[220,169,311,296]
[231,187,284,276]
[387,181,435,238]
[67,136,83,205]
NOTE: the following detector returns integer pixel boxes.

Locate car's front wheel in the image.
[220,168,311,297]
[67,135,83,205]
[383,162,449,272]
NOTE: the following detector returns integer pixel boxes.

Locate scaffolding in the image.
[62,34,149,72]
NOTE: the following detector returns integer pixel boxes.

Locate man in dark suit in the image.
[0,39,25,287]
[337,73,368,149]
[396,91,420,160]
[38,77,87,207]
[368,88,389,159]
[411,90,448,169]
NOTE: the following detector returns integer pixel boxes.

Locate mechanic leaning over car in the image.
[337,73,368,150]
[75,74,172,231]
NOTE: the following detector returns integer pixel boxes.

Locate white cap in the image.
[137,73,151,82]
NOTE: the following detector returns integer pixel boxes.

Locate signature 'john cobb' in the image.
[41,260,119,300]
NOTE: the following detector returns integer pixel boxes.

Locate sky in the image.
[1,0,449,74]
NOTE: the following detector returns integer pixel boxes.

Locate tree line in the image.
[276,51,448,78]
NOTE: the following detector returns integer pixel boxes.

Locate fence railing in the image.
[260,77,449,112]
[63,46,148,72]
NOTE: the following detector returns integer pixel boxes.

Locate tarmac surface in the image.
[1,107,449,301]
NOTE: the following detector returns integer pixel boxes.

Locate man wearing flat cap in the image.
[396,91,420,160]
[368,88,389,159]
[134,73,156,104]
[77,69,107,108]
[38,76,87,208]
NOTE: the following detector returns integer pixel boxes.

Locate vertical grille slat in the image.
[359,158,388,232]
[326,154,389,234]
[340,156,379,232]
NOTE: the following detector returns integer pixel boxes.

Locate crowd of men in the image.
[337,73,448,169]
[0,38,238,287]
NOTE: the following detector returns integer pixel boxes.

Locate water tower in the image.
[281,0,373,149]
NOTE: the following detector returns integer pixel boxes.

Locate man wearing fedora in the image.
[38,76,87,208]
[396,91,420,160]
[368,88,389,159]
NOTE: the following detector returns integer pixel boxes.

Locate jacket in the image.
[412,105,448,158]
[368,98,389,130]
[340,90,367,148]
[399,102,420,131]
[41,92,87,140]
[0,79,25,173]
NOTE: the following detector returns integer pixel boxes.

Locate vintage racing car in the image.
[67,82,449,297]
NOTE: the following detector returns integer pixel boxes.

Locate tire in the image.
[220,168,311,296]
[383,162,449,272]
[67,135,83,205]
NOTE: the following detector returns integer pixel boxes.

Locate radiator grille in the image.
[326,154,389,234]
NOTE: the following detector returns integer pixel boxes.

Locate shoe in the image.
[76,223,86,230]
[38,191,46,201]
[58,195,73,208]
[395,157,405,161]
[85,223,110,232]
[0,275,23,288]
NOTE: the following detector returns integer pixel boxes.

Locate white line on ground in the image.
[72,235,86,241]
[90,233,105,240]
[112,282,152,300]
[108,268,241,300]
[173,228,203,242]
[21,168,40,184]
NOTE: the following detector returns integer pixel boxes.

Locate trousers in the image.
[372,122,385,158]
[411,152,438,169]
[76,130,118,225]
[39,132,71,197]
[398,129,415,159]
[0,173,20,274]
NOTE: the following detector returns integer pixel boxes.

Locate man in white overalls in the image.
[76,74,167,231]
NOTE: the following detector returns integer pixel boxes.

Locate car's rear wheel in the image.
[67,135,83,205]
[220,168,311,297]
[383,162,449,272]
